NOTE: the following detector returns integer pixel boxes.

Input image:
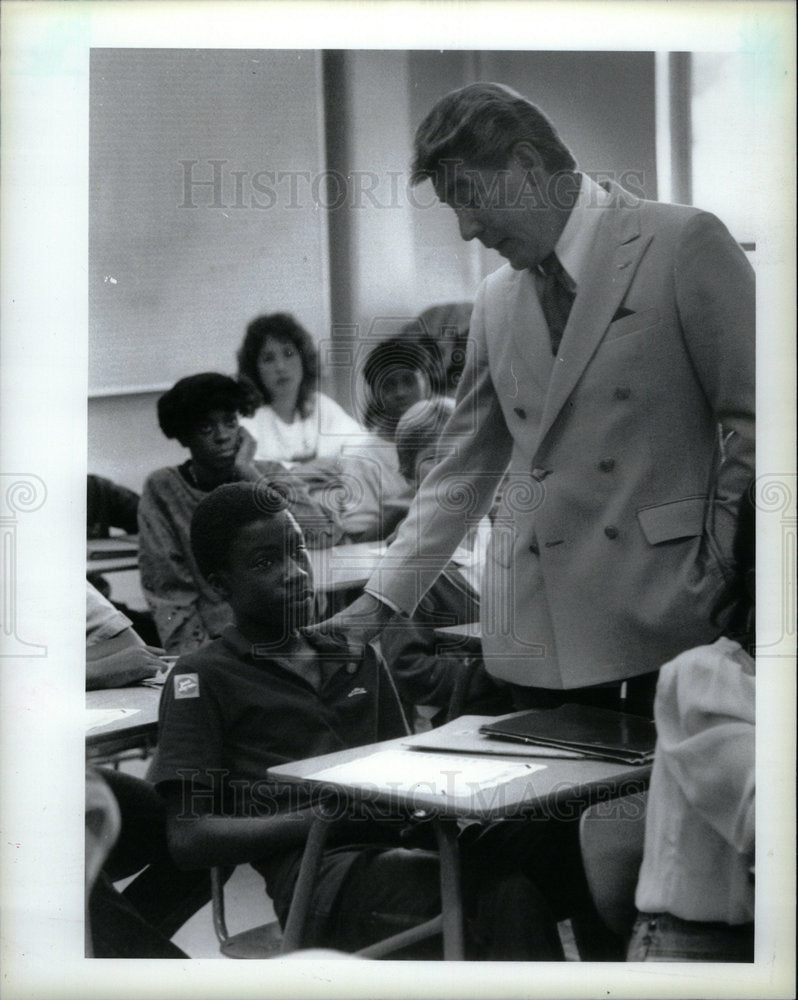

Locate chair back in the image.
[579,792,648,938]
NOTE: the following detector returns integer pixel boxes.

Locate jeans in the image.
[627,912,754,962]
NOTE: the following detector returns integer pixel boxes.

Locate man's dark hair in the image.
[190,481,288,580]
[157,373,258,445]
[411,82,577,187]
[237,312,319,419]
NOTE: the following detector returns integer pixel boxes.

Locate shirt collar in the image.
[553,173,612,290]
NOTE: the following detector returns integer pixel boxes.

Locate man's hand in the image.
[303,592,396,658]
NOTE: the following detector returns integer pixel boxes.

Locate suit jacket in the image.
[368,183,755,688]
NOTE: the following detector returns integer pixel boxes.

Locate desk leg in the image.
[280,813,333,954]
[433,819,464,960]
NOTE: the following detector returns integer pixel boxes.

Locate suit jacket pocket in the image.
[637,495,707,545]
[603,307,660,343]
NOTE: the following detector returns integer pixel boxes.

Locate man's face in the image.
[215,511,315,636]
[434,156,571,271]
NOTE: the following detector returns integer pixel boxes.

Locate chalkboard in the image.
[89,49,330,395]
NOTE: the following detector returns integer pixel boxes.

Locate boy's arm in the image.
[162,786,316,870]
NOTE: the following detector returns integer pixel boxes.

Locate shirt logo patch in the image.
[174,673,199,699]
[347,687,367,698]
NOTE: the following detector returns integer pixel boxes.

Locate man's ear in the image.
[510,141,544,172]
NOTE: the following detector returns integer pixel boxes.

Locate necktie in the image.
[537,252,576,355]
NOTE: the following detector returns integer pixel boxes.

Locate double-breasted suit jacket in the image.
[368,182,755,688]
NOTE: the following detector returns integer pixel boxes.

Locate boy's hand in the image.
[303,592,395,658]
[86,644,165,690]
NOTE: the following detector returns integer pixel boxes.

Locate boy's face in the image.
[212,511,314,636]
[183,409,240,471]
[375,366,426,421]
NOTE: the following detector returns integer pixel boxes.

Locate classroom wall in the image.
[88,49,658,492]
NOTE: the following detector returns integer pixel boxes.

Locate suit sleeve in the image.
[675,211,755,565]
[366,283,514,614]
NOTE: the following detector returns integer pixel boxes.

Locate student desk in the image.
[268,717,651,959]
[86,685,160,761]
[308,541,387,593]
[87,536,140,575]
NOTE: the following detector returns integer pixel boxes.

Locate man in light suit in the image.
[308,82,755,716]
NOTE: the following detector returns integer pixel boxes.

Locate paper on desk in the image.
[307,749,545,801]
[86,708,140,732]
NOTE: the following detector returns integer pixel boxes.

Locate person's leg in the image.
[325,847,443,958]
[627,913,754,962]
[89,873,188,959]
[460,817,625,961]
[99,768,227,936]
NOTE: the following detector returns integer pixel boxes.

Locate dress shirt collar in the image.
[552,173,612,290]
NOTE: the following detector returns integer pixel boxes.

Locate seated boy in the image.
[147,481,580,959]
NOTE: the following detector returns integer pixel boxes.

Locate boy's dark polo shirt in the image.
[147,624,409,930]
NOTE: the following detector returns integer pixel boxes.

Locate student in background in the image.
[237,312,363,465]
[399,302,473,397]
[86,579,163,689]
[359,335,443,443]
[138,372,344,654]
[87,474,162,646]
[149,482,589,960]
[382,397,512,723]
[628,483,756,962]
[87,474,140,539]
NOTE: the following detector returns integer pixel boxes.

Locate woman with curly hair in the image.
[237,312,363,465]
[138,372,344,653]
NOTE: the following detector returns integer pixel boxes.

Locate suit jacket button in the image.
[531,467,551,481]
[528,540,540,555]
[513,407,527,419]
[604,525,619,539]
[598,459,616,473]
[614,386,631,400]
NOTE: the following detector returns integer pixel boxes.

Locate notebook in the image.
[405,715,585,759]
[479,703,656,765]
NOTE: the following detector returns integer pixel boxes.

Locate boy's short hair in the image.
[157,373,258,445]
[190,481,288,580]
[394,396,456,482]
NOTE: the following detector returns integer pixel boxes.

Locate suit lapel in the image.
[534,191,650,454]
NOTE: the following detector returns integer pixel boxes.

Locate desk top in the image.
[86,684,160,757]
[268,717,650,822]
[87,535,140,574]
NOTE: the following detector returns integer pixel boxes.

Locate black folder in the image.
[479,703,656,765]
